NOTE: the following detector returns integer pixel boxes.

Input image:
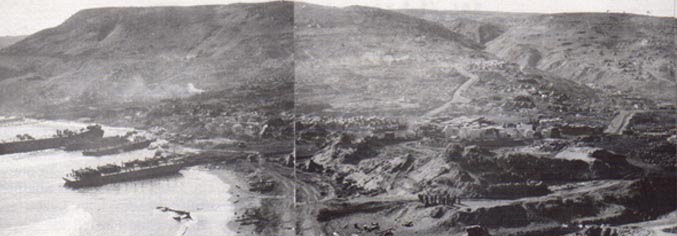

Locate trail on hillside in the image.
[605,110,636,134]
[422,65,479,118]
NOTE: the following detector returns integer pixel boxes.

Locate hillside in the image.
[402,10,676,102]
[294,3,599,119]
[0,3,639,118]
[399,10,519,45]
[0,2,293,114]
[0,35,26,49]
[488,13,675,101]
[294,3,483,117]
[0,3,673,236]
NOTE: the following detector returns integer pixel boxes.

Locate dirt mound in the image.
[311,133,378,167]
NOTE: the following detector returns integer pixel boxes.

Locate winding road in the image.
[422,65,479,118]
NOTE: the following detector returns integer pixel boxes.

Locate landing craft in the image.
[63,155,186,188]
[0,125,104,155]
[82,138,154,156]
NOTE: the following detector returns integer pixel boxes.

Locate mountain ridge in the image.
[402,9,676,102]
[0,35,26,50]
[0,2,672,116]
[0,2,294,114]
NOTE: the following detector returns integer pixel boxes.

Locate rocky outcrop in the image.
[311,134,378,167]
[493,152,641,181]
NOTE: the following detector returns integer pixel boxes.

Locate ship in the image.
[0,124,104,155]
[63,136,128,151]
[63,155,186,188]
[81,138,154,156]
[65,130,140,151]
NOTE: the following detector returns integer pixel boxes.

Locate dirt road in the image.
[422,65,479,118]
[262,163,326,236]
[604,110,636,134]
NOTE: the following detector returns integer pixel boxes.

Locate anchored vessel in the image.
[64,136,128,151]
[0,125,104,155]
[82,138,154,156]
[63,155,185,188]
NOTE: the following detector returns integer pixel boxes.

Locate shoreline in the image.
[207,163,262,235]
[0,118,272,235]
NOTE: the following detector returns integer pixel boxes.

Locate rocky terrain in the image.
[0,2,674,236]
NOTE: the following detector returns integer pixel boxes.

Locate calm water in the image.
[0,119,235,236]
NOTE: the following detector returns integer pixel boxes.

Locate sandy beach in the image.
[208,163,264,235]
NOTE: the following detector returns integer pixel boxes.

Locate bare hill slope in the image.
[294,3,487,116]
[0,2,293,114]
[402,10,676,102]
[487,13,675,101]
[0,35,26,49]
[296,4,600,118]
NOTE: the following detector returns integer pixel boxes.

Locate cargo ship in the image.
[82,138,154,156]
[63,155,186,188]
[0,124,104,155]
[64,136,128,151]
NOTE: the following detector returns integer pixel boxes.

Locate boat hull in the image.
[0,127,104,155]
[82,140,153,156]
[64,136,127,151]
[64,164,184,188]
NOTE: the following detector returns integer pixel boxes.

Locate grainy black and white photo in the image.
[0,0,674,236]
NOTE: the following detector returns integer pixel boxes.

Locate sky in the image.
[0,0,674,36]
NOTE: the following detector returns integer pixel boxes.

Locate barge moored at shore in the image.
[63,155,186,188]
[0,125,104,155]
[64,136,128,151]
[82,138,154,156]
